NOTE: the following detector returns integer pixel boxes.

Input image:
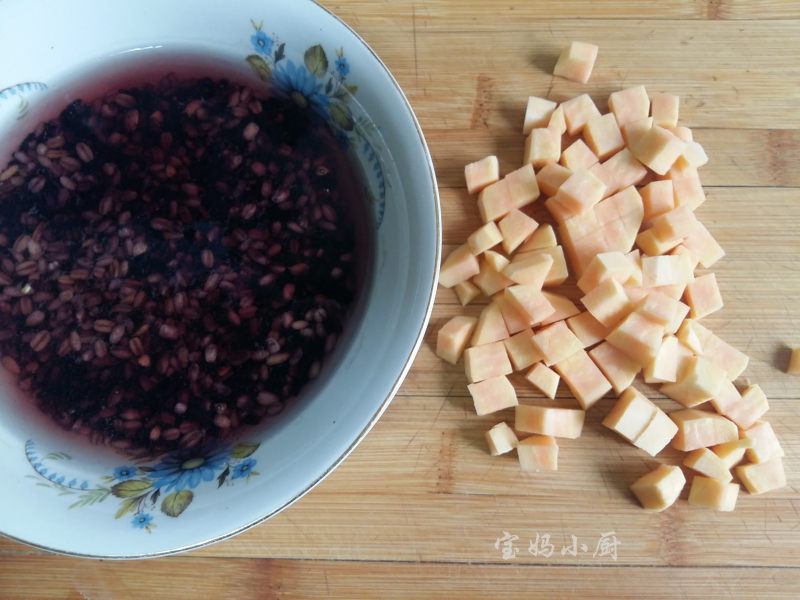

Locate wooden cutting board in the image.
[1,1,799,597]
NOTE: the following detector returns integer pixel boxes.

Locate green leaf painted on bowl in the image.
[246,55,273,82]
[230,441,260,459]
[304,45,329,78]
[111,479,153,498]
[161,490,193,517]
[115,496,141,519]
[330,101,354,131]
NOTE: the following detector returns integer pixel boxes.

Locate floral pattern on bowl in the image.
[26,439,260,533]
[0,82,48,120]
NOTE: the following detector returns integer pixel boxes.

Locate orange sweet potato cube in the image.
[605,310,665,368]
[465,155,500,195]
[539,291,581,327]
[523,96,558,134]
[525,362,560,399]
[454,280,480,306]
[651,205,697,243]
[567,311,610,347]
[684,448,733,483]
[681,221,724,269]
[517,435,559,471]
[503,329,543,371]
[528,245,569,287]
[531,320,583,367]
[554,168,607,216]
[483,250,510,272]
[561,93,601,136]
[577,251,635,293]
[688,476,739,512]
[635,290,684,329]
[471,302,510,346]
[472,259,514,296]
[580,278,635,327]
[641,254,692,288]
[668,156,706,211]
[679,319,749,379]
[515,405,585,439]
[633,410,680,456]
[495,295,533,335]
[519,224,557,252]
[721,384,769,430]
[588,341,640,394]
[436,315,478,365]
[712,438,754,469]
[621,117,653,147]
[464,341,513,383]
[602,387,659,442]
[498,209,538,254]
[742,421,784,464]
[636,228,682,256]
[682,141,709,168]
[440,244,480,288]
[504,252,553,288]
[468,375,518,416]
[660,355,726,408]
[505,285,556,326]
[608,85,650,127]
[685,272,723,320]
[553,41,599,84]
[643,334,694,384]
[592,148,648,198]
[536,162,572,197]
[548,104,567,136]
[736,457,786,495]
[485,422,519,456]
[640,180,675,221]
[629,125,686,175]
[505,163,541,209]
[477,179,513,223]
[788,348,800,374]
[651,93,680,128]
[630,464,685,511]
[524,127,561,168]
[561,139,599,171]
[584,113,625,161]
[467,222,503,255]
[670,408,739,452]
[553,348,612,410]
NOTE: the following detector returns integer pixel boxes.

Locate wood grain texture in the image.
[1,1,799,597]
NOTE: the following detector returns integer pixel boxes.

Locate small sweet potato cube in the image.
[471,302,510,346]
[498,209,538,254]
[539,291,581,327]
[577,251,635,293]
[629,125,686,175]
[643,334,694,384]
[567,311,610,347]
[688,476,739,512]
[661,355,727,407]
[504,252,553,288]
[676,318,706,354]
[561,93,601,136]
[670,125,693,142]
[465,155,500,195]
[580,278,635,327]
[684,448,733,483]
[636,228,682,256]
[670,244,700,274]
[547,104,567,136]
[506,163,541,209]
[495,295,532,335]
[630,464,685,511]
[602,387,658,442]
[621,117,653,147]
[788,348,800,374]
[517,435,559,471]
[524,127,561,168]
[636,290,684,329]
[503,329,542,371]
[523,96,558,134]
[554,348,612,410]
[584,113,625,160]
[640,180,675,221]
[682,221,724,268]
[472,260,514,296]
[651,206,697,243]
[634,410,680,456]
[468,375,518,416]
[710,379,743,417]
[685,272,723,320]
[605,310,665,367]
[436,315,478,365]
[532,245,569,287]
[682,141,709,168]
[641,254,692,288]
[532,320,583,367]
[589,341,641,394]
[668,156,706,211]
[477,179,513,223]
[556,168,607,216]
[505,285,556,326]
[519,224,557,252]
[742,421,784,464]
[515,405,585,439]
[544,193,576,224]
[467,222,503,255]
[440,244,480,288]
[454,280,480,306]
[681,319,749,380]
[553,41,599,84]
[561,139,599,171]
[485,422,519,456]
[464,341,513,383]
[484,250,510,273]
[712,438,754,469]
[608,85,650,127]
[651,93,679,128]
[592,148,649,197]
[670,408,739,452]
[736,457,786,495]
[536,162,572,197]
[525,362,560,399]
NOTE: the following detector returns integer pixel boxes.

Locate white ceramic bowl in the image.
[0,0,439,557]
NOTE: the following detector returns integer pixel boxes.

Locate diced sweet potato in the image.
[505,285,557,326]
[651,93,679,128]
[464,341,513,383]
[495,294,532,335]
[788,348,800,374]
[553,41,599,84]
[628,125,686,175]
[548,104,567,136]
[567,311,610,347]
[477,179,513,223]
[685,272,723,320]
[635,290,683,328]
[605,310,665,367]
[681,221,724,268]
[436,315,478,365]
[682,141,709,168]
[677,319,749,379]
[472,260,514,296]
[589,341,641,394]
[592,149,648,197]
[468,375,518,416]
[524,127,561,168]
[453,280,481,306]
[688,476,739,512]
[485,422,519,456]
[519,224,557,252]
[525,362,560,399]
[529,245,569,287]
[670,408,739,452]
[641,254,692,288]
[561,139,599,171]
[643,334,694,384]
[555,169,608,216]
[577,251,636,293]
[503,329,543,371]
[515,405,585,439]
[634,410,679,456]
[640,180,675,221]
[608,85,650,127]
[465,155,500,195]
[668,156,706,211]
[630,464,685,511]
[467,222,503,255]
[484,250,510,272]
[602,386,658,442]
[506,163,541,210]
[517,435,559,471]
[561,93,601,136]
[651,206,697,242]
[471,302,510,346]
[580,278,635,327]
[531,320,583,367]
[718,384,769,431]
[660,355,727,407]
[736,457,786,495]
[439,245,480,288]
[684,448,733,483]
[539,291,581,326]
[523,96,558,134]
[553,348,612,410]
[636,228,682,256]
[621,117,653,147]
[584,113,625,160]
[712,438,754,469]
[504,252,553,287]
[742,421,784,464]
[498,209,538,254]
[670,125,693,142]
[536,162,573,197]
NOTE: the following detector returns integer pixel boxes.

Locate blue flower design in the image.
[148,443,231,493]
[335,56,350,77]
[132,513,153,529]
[232,458,257,480]
[113,466,137,481]
[272,60,330,118]
[251,30,274,56]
